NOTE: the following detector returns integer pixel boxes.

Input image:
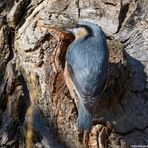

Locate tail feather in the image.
[76,102,93,130]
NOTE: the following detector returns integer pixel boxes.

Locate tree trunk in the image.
[0,0,148,147]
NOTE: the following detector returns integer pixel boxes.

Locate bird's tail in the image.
[76,102,93,131]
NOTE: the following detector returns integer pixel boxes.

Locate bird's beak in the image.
[65,27,74,34]
[64,24,80,34]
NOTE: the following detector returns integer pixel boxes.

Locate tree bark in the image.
[0,0,148,147]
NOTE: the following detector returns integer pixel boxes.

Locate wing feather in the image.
[66,34,108,108]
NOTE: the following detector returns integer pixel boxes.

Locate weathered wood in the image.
[0,0,147,147]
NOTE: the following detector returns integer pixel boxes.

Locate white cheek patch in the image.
[75,28,88,40]
[73,28,77,35]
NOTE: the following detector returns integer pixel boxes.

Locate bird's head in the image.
[65,21,103,40]
[65,25,90,40]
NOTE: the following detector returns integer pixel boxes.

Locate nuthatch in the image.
[64,22,109,131]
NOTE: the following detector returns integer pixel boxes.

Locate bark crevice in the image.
[0,0,147,147]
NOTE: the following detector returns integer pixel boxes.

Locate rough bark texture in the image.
[0,0,148,147]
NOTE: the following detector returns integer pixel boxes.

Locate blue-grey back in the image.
[66,28,109,97]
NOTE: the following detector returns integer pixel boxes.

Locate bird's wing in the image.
[67,63,107,109]
[66,37,108,108]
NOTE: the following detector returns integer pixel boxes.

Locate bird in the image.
[64,21,109,131]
